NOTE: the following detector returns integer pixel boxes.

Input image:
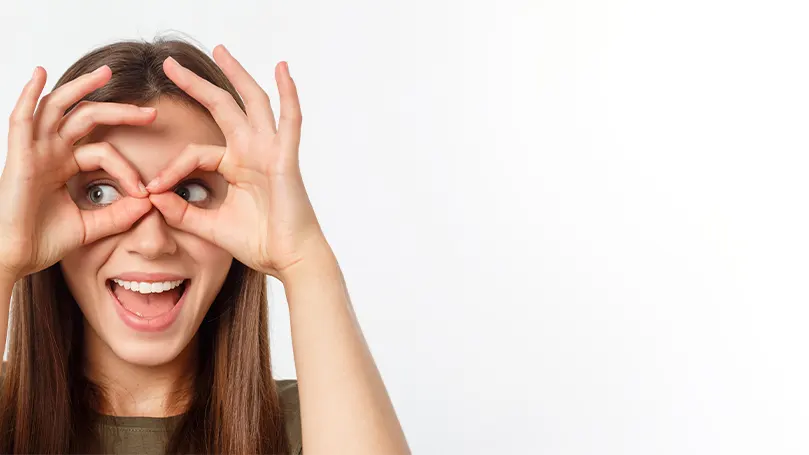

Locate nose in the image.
[121,207,178,259]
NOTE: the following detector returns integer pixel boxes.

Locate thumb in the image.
[149,192,220,245]
[80,197,153,244]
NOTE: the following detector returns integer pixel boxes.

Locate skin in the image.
[60,98,234,416]
[0,45,411,454]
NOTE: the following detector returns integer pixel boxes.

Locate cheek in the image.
[181,237,233,292]
[189,240,234,278]
[61,241,115,284]
[60,240,117,309]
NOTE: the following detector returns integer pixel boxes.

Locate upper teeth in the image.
[112,279,184,294]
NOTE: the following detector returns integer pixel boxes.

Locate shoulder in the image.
[275,378,303,455]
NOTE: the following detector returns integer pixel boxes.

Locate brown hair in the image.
[0,35,290,454]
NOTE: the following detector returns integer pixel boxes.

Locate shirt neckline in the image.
[94,411,185,429]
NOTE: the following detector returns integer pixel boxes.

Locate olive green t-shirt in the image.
[0,363,302,454]
[96,378,303,455]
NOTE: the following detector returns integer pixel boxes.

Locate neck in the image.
[82,319,198,418]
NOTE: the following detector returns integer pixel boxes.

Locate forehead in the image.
[77,97,225,180]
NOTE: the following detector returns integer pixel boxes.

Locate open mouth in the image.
[106,278,189,320]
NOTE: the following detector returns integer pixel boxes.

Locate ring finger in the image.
[32,64,112,140]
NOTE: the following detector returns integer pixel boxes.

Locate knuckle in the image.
[187,142,211,160]
[73,100,91,110]
[70,100,94,119]
[258,89,272,106]
[38,92,56,110]
[209,94,226,112]
[94,140,115,153]
[212,88,238,111]
[8,111,32,127]
[80,141,112,163]
[182,142,201,160]
[109,211,123,231]
[282,110,303,123]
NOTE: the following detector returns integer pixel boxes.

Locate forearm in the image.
[280,243,410,455]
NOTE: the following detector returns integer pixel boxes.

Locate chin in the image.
[104,333,193,367]
[78,279,208,369]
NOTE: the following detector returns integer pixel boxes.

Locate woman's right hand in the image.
[0,64,157,282]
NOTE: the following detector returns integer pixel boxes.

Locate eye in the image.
[174,182,210,203]
[86,183,121,206]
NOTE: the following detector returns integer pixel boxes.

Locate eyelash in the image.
[179,178,211,193]
[85,179,116,191]
[83,179,214,205]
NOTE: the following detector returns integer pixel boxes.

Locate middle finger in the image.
[57,101,157,145]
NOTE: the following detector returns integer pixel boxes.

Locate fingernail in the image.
[92,64,108,75]
[138,181,147,194]
[31,66,38,79]
[139,107,155,113]
[166,56,179,67]
[146,178,158,190]
[285,62,290,76]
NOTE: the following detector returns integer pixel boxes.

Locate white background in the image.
[2,0,808,453]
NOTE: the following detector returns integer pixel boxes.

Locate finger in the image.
[8,66,47,153]
[73,142,147,197]
[276,62,302,150]
[212,44,277,134]
[163,56,248,140]
[81,196,153,244]
[149,192,219,245]
[57,101,157,145]
[145,143,226,192]
[33,64,112,140]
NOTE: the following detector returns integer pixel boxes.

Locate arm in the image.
[280,242,411,455]
[138,50,408,455]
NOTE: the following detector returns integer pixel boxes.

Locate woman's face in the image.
[60,97,233,367]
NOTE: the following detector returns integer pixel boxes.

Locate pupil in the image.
[90,188,103,203]
[177,187,190,200]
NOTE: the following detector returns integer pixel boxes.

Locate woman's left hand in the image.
[147,45,328,280]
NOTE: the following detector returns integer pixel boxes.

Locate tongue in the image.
[113,284,181,318]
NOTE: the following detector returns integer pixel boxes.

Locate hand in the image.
[147,45,328,280]
[0,65,155,281]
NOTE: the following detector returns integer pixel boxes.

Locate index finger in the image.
[162,56,248,141]
[72,141,148,198]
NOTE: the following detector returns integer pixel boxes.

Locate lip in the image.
[106,278,190,332]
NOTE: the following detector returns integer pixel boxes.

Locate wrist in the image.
[0,263,21,286]
[275,239,338,284]
[0,270,19,290]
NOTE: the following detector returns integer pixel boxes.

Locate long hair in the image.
[0,35,290,454]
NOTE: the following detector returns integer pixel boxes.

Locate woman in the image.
[0,36,410,454]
